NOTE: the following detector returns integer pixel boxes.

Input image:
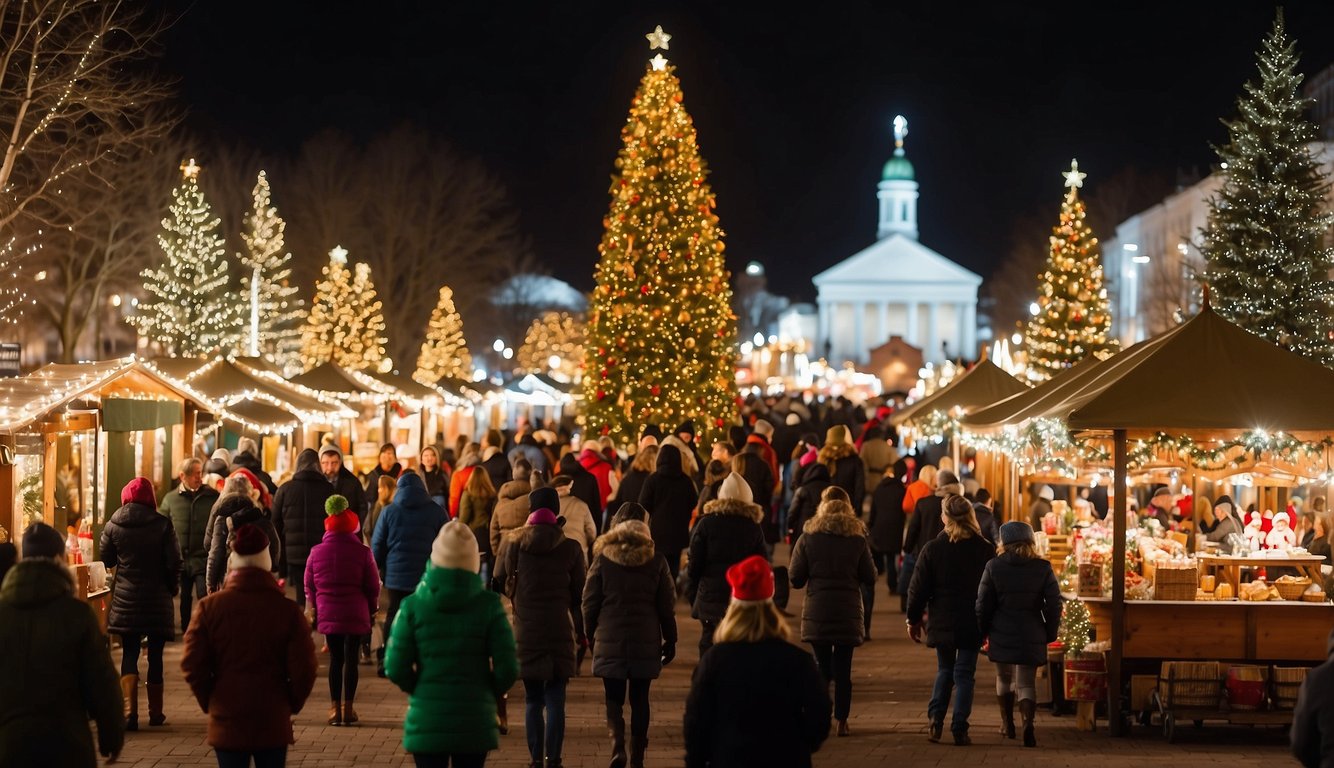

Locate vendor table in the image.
[1084,597,1334,662]
[1196,553,1325,593]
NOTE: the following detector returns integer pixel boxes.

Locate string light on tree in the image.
[300,246,388,371]
[518,311,585,382]
[129,159,243,357]
[238,171,304,371]
[1200,11,1334,366]
[414,285,473,385]
[582,26,738,444]
[1022,159,1119,382]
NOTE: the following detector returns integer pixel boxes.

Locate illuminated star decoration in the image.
[1063,158,1086,189]
[329,244,349,264]
[646,25,671,50]
[893,115,908,149]
[650,54,668,71]
[180,158,201,180]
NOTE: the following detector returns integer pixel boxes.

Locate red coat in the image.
[181,568,317,751]
[449,465,478,517]
[579,448,614,512]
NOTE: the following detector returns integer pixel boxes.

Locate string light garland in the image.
[1022,159,1119,382]
[0,235,39,324]
[238,171,304,373]
[1200,13,1334,367]
[300,247,388,372]
[582,26,738,445]
[518,311,585,382]
[414,286,472,386]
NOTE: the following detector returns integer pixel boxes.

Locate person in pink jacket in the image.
[304,494,381,727]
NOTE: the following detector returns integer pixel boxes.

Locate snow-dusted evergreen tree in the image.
[238,171,304,370]
[130,160,242,356]
[1201,12,1334,365]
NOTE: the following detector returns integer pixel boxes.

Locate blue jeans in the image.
[930,644,979,734]
[523,678,567,763]
[216,747,286,768]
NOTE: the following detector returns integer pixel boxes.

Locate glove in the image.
[661,641,676,666]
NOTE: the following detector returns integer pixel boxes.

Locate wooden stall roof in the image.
[353,369,439,402]
[147,357,354,421]
[289,362,383,399]
[889,358,1029,426]
[0,358,214,433]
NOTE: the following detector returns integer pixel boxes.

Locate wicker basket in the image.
[1154,567,1198,601]
[1160,661,1221,708]
[1274,579,1312,601]
[1301,591,1327,603]
[1272,666,1311,710]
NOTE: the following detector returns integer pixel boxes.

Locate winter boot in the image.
[342,700,359,725]
[998,692,1016,738]
[120,674,139,732]
[606,702,627,768]
[629,735,647,768]
[328,701,342,726]
[146,683,167,726]
[1019,699,1037,748]
[375,646,386,678]
[547,760,563,768]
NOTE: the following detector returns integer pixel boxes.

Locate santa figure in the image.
[1244,510,1267,552]
[1265,511,1297,550]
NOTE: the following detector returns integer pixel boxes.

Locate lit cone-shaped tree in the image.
[518,311,585,382]
[238,171,304,370]
[300,246,388,371]
[1201,12,1334,365]
[130,159,243,357]
[583,29,737,444]
[1023,160,1118,381]
[415,286,472,384]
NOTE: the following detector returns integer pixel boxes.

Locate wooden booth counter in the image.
[1085,597,1334,663]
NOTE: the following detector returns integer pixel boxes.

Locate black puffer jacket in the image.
[686,498,766,623]
[271,449,333,572]
[609,466,650,516]
[790,511,876,646]
[904,489,951,558]
[906,531,994,649]
[206,494,282,593]
[787,463,831,542]
[639,445,698,555]
[100,501,182,638]
[362,462,402,512]
[976,552,1063,667]
[495,523,587,680]
[330,465,367,520]
[582,522,677,680]
[818,444,866,511]
[867,476,907,554]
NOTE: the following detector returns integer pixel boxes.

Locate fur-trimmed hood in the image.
[803,510,868,537]
[593,524,656,567]
[818,442,858,466]
[702,496,764,523]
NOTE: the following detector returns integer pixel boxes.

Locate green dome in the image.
[881,149,914,181]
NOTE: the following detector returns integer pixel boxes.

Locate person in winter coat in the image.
[559,451,603,533]
[419,445,450,508]
[459,465,500,584]
[386,521,518,767]
[0,524,123,767]
[1028,484,1054,531]
[694,459,731,526]
[743,420,781,500]
[450,444,482,516]
[976,521,1062,748]
[271,448,334,606]
[206,475,281,594]
[858,426,897,480]
[553,475,598,560]
[733,450,776,541]
[639,443,698,581]
[489,460,533,559]
[509,429,550,475]
[790,489,877,736]
[819,425,866,513]
[903,469,965,605]
[320,444,368,523]
[906,494,996,746]
[787,462,832,546]
[100,476,182,732]
[579,443,616,515]
[364,443,403,512]
[230,437,276,496]
[903,464,937,515]
[480,429,513,491]
[159,456,219,630]
[687,473,767,654]
[372,472,449,677]
[305,495,381,727]
[582,509,677,768]
[366,474,397,546]
[1292,628,1334,768]
[684,555,830,768]
[972,490,1001,545]
[610,445,657,518]
[1202,494,1245,545]
[662,433,702,481]
[868,459,909,597]
[494,487,586,768]
[182,524,317,768]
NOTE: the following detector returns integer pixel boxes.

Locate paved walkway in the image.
[112,565,1297,767]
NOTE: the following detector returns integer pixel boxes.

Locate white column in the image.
[927,302,939,362]
[877,301,889,344]
[906,301,919,349]
[962,301,977,360]
[818,300,831,359]
[853,302,865,364]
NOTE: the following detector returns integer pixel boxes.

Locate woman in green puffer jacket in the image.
[386,520,518,766]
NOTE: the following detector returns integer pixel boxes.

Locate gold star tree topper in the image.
[646,25,671,50]
[1063,158,1086,189]
[180,158,201,180]
[329,244,349,264]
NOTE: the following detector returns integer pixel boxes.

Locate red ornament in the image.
[640,284,651,295]
[715,418,724,428]
[596,390,606,400]
[651,385,661,396]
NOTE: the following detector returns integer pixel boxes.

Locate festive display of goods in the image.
[1224,665,1268,710]
[1125,571,1152,600]
[1215,582,1235,600]
[1077,562,1104,597]
[1057,599,1092,660]
[1239,579,1281,602]
[1064,652,1108,702]
[1160,661,1222,709]
[1273,575,1312,600]
[1301,584,1327,602]
[1154,565,1198,601]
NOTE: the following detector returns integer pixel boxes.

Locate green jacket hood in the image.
[416,564,484,610]
[0,558,74,608]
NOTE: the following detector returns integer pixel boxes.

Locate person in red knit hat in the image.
[684,555,830,768]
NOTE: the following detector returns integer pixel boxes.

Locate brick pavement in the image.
[110,558,1297,768]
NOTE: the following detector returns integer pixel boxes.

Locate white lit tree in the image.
[300,246,388,371]
[130,159,243,357]
[238,171,304,370]
[414,286,472,384]
[518,311,585,382]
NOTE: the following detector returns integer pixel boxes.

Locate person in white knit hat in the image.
[386,521,517,765]
[686,472,767,654]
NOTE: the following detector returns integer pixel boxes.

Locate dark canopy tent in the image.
[889,358,1030,426]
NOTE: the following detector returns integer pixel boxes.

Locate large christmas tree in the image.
[1023,160,1118,381]
[414,286,472,384]
[583,27,737,444]
[130,159,242,357]
[300,246,388,371]
[1200,12,1334,365]
[238,171,304,369]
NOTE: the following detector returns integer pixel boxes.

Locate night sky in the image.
[161,1,1334,302]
